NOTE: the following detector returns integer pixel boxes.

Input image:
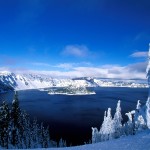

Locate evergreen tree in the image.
[22,111,31,148]
[10,91,21,147]
[0,101,10,148]
[136,100,141,110]
[113,100,123,138]
[146,43,150,128]
[41,125,51,148]
[135,115,146,131]
[58,138,67,147]
[31,118,39,148]
[100,108,114,141]
[146,97,150,129]
[134,100,147,132]
[11,91,21,128]
[0,92,61,149]
[91,127,99,143]
[124,112,134,135]
[39,122,46,148]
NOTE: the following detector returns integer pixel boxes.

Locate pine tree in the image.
[146,43,150,128]
[11,91,21,128]
[124,112,134,135]
[39,122,45,148]
[10,91,21,147]
[0,92,57,149]
[43,126,50,148]
[134,100,147,132]
[100,108,114,141]
[146,97,150,129]
[0,101,10,148]
[58,138,66,147]
[136,100,141,110]
[21,111,31,149]
[113,100,123,138]
[91,127,99,143]
[31,118,39,148]
[98,111,106,142]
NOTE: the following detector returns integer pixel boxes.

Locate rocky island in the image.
[48,85,96,95]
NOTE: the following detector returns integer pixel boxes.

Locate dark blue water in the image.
[0,87,148,145]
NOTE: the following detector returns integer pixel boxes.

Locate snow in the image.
[0,72,148,91]
[47,86,96,95]
[48,93,96,95]
[5,130,149,150]
[0,43,149,149]
[136,100,141,110]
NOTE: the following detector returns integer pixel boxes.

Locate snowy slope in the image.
[0,131,150,150]
[0,71,148,91]
[7,130,149,150]
[0,72,95,90]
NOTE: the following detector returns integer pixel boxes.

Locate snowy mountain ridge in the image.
[0,71,148,91]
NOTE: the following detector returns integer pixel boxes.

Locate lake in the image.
[0,87,148,146]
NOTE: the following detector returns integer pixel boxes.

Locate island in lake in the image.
[47,85,96,95]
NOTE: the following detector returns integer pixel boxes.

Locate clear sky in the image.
[0,0,150,79]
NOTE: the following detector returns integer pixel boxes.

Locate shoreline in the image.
[48,92,96,95]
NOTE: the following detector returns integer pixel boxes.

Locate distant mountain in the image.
[0,71,148,91]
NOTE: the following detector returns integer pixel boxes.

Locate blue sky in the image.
[0,0,150,79]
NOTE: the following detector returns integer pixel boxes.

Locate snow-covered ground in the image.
[5,130,148,150]
[0,104,149,150]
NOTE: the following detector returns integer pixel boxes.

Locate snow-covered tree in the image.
[136,100,141,110]
[91,44,150,143]
[146,43,150,129]
[43,126,51,148]
[134,100,147,132]
[0,101,10,148]
[31,118,39,148]
[113,100,123,138]
[11,91,21,128]
[0,92,56,149]
[135,115,146,131]
[22,112,31,148]
[10,91,21,147]
[146,43,150,85]
[91,127,99,143]
[100,108,114,141]
[124,112,134,135]
[58,138,67,147]
[146,97,150,129]
[38,122,51,148]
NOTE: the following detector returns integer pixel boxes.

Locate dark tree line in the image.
[0,92,65,149]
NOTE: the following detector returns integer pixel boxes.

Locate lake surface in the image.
[0,87,148,146]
